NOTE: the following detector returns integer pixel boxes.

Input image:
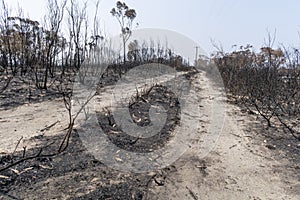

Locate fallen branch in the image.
[0,143,56,172]
[186,186,199,200]
[11,136,23,158]
[40,120,60,132]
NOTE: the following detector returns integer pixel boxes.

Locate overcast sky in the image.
[4,0,300,54]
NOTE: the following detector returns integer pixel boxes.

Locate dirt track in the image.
[147,72,299,200]
[0,70,299,199]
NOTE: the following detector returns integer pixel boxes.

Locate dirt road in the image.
[0,70,299,199]
[146,71,299,200]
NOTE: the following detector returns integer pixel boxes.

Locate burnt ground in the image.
[0,67,299,199]
[97,85,180,153]
[0,69,195,199]
[0,130,164,199]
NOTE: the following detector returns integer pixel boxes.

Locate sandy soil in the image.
[0,70,299,199]
[0,100,69,153]
[146,73,299,200]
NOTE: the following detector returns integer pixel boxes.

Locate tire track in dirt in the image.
[146,71,299,200]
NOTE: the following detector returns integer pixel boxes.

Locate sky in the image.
[3,0,300,55]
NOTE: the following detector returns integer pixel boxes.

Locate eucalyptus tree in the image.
[111,1,137,63]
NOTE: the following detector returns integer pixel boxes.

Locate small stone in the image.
[265,144,276,150]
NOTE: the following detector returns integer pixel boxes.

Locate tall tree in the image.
[111,1,137,63]
[66,0,88,69]
[42,0,67,88]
